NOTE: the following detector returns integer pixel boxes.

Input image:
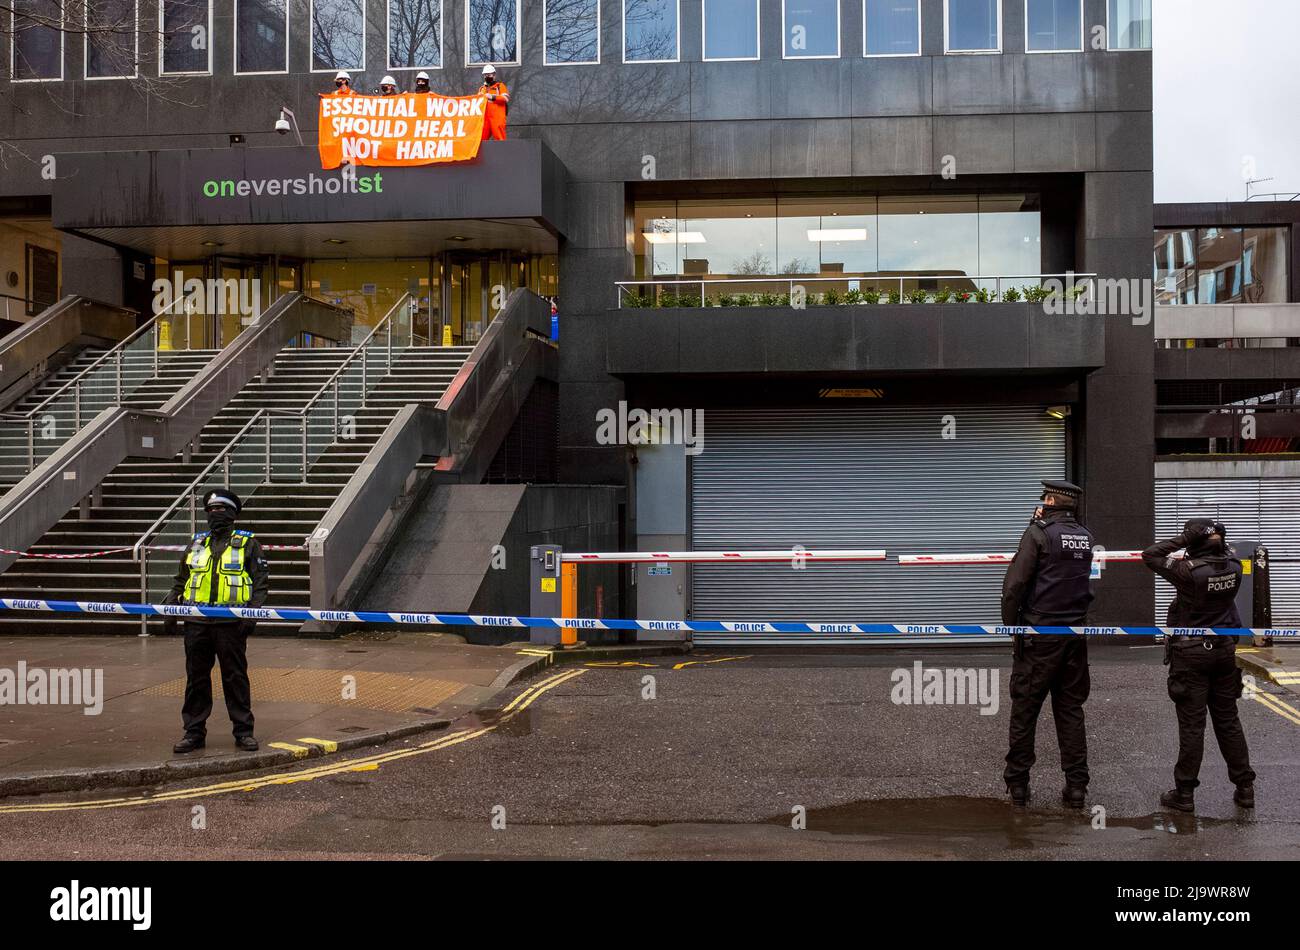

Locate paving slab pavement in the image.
[0,630,566,796]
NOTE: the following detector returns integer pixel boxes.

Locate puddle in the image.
[766,796,1240,848]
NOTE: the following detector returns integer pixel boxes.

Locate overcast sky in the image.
[1154,0,1300,203]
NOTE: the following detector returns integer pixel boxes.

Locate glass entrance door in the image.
[441,251,527,345]
[209,256,268,347]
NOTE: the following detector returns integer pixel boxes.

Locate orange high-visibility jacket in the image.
[477,81,510,140]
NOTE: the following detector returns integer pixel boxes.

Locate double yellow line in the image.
[1250,687,1300,727]
[0,668,586,816]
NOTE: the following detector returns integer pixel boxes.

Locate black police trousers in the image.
[182,621,254,739]
[1004,636,1090,788]
[1167,640,1255,791]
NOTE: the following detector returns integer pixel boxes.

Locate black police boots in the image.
[1234,784,1255,808]
[1062,785,1087,809]
[1008,784,1029,807]
[235,735,260,752]
[1161,788,1196,812]
[172,735,205,754]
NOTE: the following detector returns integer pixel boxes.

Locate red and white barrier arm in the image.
[562,549,887,564]
[900,550,1149,565]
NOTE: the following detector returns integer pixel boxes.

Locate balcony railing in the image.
[615,274,1097,309]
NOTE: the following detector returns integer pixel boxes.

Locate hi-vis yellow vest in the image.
[183,531,254,606]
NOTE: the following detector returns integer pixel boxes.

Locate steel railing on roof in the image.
[614,273,1098,308]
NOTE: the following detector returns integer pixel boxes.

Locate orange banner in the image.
[318,93,486,169]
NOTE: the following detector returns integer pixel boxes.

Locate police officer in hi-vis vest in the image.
[165,488,269,754]
[1000,479,1096,809]
[1142,519,1256,813]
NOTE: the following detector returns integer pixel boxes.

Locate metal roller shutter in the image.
[690,406,1066,639]
[1154,477,1300,625]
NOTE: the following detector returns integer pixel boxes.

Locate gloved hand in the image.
[162,617,178,636]
[239,620,257,638]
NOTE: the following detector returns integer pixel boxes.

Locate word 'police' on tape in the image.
[0,598,1295,638]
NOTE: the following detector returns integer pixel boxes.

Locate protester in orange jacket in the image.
[477,64,509,141]
[329,70,355,95]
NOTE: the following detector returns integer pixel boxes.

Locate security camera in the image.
[275,115,291,135]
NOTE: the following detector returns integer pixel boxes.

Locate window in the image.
[1025,0,1081,52]
[311,0,364,72]
[12,0,63,80]
[783,0,839,59]
[160,0,211,75]
[1153,229,1197,305]
[545,0,600,65]
[1107,0,1151,50]
[703,0,759,61]
[1155,226,1291,306]
[624,0,678,63]
[86,0,137,78]
[389,0,441,69]
[467,0,520,66]
[865,0,920,56]
[945,0,1001,53]
[633,194,1042,296]
[235,0,287,73]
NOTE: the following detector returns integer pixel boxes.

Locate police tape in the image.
[0,543,308,560]
[0,547,135,560]
[0,597,1296,638]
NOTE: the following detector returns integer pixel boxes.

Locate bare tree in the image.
[388,0,441,69]
[624,0,676,61]
[310,0,363,72]
[466,0,518,65]
[542,0,598,64]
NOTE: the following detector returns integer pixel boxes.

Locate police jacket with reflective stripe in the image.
[167,528,269,621]
[1001,509,1096,625]
[1143,537,1243,627]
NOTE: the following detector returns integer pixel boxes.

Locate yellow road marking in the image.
[672,655,749,671]
[268,742,310,758]
[0,668,586,815]
[299,738,339,753]
[584,661,659,668]
[517,650,551,657]
[1250,690,1300,727]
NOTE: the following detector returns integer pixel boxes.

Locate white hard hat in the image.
[416,71,430,81]
[482,64,496,75]
[381,75,396,86]
[335,70,351,81]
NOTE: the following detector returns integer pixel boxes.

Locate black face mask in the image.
[207,509,236,533]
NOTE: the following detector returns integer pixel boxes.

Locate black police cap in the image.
[1040,479,1082,501]
[203,487,242,513]
[1183,518,1227,540]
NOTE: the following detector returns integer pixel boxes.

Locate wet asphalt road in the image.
[0,644,1297,860]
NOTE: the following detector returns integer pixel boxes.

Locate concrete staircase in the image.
[0,347,219,492]
[0,345,474,634]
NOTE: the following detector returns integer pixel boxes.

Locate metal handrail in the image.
[132,408,277,563]
[299,293,413,418]
[615,272,1099,307]
[132,293,418,564]
[7,295,192,422]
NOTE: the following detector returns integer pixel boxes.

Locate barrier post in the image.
[529,544,563,646]
[1253,544,1272,647]
[561,562,579,646]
